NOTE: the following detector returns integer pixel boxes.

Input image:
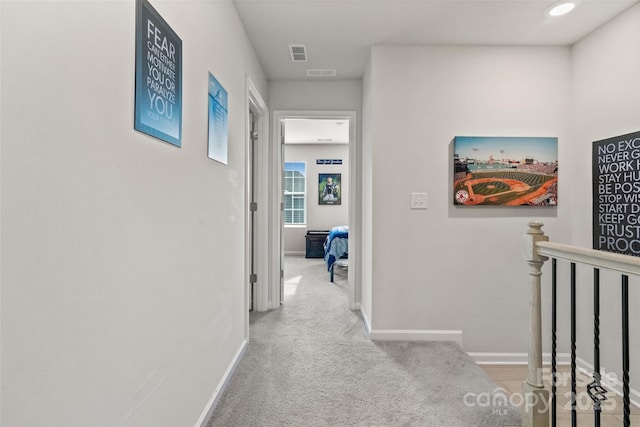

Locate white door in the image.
[248,109,258,310]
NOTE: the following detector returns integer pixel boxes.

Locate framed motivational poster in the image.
[593,131,640,256]
[207,72,229,164]
[134,0,182,147]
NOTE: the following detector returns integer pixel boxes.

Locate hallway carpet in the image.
[207,256,522,427]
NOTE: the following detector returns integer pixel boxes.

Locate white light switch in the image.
[410,193,428,210]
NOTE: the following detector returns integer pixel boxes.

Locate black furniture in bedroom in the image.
[305,230,330,258]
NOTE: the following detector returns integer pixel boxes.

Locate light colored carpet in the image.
[207,256,522,427]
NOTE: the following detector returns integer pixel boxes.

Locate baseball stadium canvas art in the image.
[453,136,558,206]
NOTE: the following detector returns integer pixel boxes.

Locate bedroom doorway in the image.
[271,110,360,311]
[245,78,269,328]
[248,109,258,311]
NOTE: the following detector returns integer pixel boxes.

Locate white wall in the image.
[284,144,349,254]
[269,80,362,112]
[361,59,374,326]
[0,1,266,426]
[571,3,640,398]
[363,45,572,352]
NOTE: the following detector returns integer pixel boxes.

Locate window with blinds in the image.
[284,162,306,225]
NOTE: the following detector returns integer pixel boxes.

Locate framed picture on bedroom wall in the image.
[319,173,341,205]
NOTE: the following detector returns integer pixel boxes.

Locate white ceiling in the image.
[233,0,638,81]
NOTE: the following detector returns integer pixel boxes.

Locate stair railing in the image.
[523,221,637,427]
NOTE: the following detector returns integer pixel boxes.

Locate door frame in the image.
[269,110,360,310]
[245,77,269,334]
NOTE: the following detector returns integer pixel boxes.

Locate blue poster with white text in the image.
[208,73,229,164]
[134,0,182,147]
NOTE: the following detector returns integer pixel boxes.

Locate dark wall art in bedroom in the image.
[319,173,341,205]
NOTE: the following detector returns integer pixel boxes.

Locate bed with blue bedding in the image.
[323,225,348,282]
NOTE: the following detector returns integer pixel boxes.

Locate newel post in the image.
[522,221,550,427]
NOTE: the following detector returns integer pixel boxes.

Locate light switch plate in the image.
[410,193,427,210]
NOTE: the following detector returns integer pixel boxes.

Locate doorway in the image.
[248,109,258,311]
[270,111,360,311]
[245,78,268,337]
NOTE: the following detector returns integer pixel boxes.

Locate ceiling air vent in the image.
[289,44,307,62]
[306,69,337,78]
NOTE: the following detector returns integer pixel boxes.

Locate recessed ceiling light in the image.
[547,1,577,16]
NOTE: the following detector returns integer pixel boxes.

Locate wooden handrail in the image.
[536,240,640,276]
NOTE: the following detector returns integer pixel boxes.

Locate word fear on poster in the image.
[593,131,640,256]
[134,0,182,146]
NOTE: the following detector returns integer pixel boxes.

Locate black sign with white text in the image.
[593,131,640,256]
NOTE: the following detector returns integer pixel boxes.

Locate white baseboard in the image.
[468,352,529,365]
[469,352,571,366]
[195,340,248,427]
[359,307,372,335]
[368,329,464,348]
[357,308,463,346]
[284,251,305,256]
[351,302,361,311]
